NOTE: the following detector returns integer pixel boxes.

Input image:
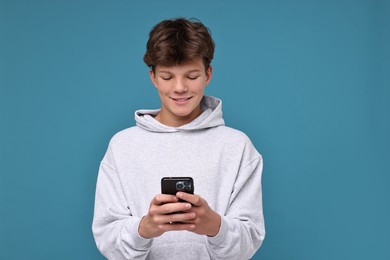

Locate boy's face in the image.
[150,58,212,127]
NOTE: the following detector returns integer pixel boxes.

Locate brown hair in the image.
[144,18,215,72]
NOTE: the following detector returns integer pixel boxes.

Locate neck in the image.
[155,106,202,127]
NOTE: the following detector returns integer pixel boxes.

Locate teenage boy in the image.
[92,18,265,260]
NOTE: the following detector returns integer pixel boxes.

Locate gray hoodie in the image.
[92,96,265,260]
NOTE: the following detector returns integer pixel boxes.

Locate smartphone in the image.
[161,177,194,220]
[161,177,194,196]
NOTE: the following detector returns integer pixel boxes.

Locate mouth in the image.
[171,97,193,102]
[170,96,193,106]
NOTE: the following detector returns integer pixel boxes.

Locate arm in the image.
[92,144,200,259]
[92,145,152,260]
[177,156,265,259]
[207,156,265,259]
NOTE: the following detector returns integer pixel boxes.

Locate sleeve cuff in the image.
[124,217,153,249]
[207,216,230,246]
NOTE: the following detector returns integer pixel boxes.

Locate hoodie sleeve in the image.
[92,144,153,260]
[206,154,265,260]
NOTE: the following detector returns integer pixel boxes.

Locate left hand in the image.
[176,192,221,237]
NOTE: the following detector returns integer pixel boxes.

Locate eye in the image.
[188,76,200,80]
[161,77,172,81]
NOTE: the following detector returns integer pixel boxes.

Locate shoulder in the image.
[214,126,262,167]
[108,126,143,147]
[213,125,253,144]
[212,126,261,158]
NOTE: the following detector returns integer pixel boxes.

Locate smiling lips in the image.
[171,96,193,105]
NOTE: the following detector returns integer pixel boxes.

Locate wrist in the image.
[138,216,152,239]
[207,212,221,237]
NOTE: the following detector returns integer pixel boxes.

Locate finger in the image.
[156,212,196,224]
[159,202,192,215]
[158,223,196,232]
[151,194,178,205]
[176,192,203,206]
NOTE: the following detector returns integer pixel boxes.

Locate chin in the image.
[172,110,194,117]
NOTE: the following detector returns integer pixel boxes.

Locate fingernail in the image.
[185,203,191,209]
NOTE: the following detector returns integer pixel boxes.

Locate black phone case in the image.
[161,177,194,195]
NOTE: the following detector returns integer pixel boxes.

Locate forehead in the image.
[156,58,205,73]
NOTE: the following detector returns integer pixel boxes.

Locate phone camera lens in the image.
[176,182,184,190]
[184,181,191,191]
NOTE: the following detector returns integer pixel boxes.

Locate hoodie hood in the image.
[135,96,225,133]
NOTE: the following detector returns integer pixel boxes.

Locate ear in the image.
[205,66,213,85]
[149,69,158,88]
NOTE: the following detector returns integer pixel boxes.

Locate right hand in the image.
[138,194,196,238]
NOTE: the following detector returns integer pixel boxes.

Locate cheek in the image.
[192,80,207,91]
[155,81,170,92]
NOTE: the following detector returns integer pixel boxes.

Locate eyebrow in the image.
[157,69,201,74]
[157,70,172,74]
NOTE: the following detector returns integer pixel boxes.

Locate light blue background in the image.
[1,0,389,259]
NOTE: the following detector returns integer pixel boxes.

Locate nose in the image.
[173,78,188,93]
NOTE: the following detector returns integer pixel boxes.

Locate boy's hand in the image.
[138,194,196,239]
[176,192,221,237]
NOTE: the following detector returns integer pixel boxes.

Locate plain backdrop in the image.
[1,0,389,259]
